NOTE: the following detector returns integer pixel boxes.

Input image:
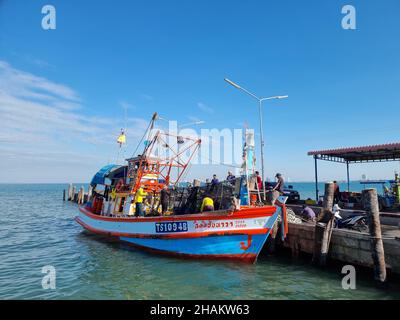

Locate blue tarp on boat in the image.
[90,164,122,186]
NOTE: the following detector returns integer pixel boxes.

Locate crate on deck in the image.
[168,182,236,214]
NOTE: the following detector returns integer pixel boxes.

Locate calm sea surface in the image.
[0,183,399,300]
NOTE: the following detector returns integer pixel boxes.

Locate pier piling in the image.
[64,183,90,205]
[67,183,73,201]
[72,186,77,202]
[363,188,387,285]
[77,186,84,204]
[312,182,335,266]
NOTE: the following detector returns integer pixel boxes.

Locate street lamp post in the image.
[224,78,288,201]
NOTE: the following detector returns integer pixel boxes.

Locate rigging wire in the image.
[130,116,154,158]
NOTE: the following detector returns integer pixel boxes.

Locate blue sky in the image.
[1,0,400,183]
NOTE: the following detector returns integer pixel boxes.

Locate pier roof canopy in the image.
[308,142,400,163]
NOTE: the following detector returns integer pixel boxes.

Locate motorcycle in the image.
[333,205,368,232]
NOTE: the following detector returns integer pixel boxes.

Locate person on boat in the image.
[274,173,284,192]
[333,181,340,204]
[255,171,262,191]
[226,171,236,184]
[211,174,219,185]
[210,174,219,192]
[200,195,214,212]
[134,185,148,217]
[267,173,284,205]
[160,185,170,215]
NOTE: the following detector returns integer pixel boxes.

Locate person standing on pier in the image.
[134,185,148,217]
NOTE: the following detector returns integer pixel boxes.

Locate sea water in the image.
[0,183,399,300]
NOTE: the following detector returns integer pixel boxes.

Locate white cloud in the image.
[0,60,149,182]
[119,100,135,111]
[0,60,79,102]
[187,115,201,122]
[197,102,214,114]
[141,94,154,101]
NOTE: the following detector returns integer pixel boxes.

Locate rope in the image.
[131,117,154,158]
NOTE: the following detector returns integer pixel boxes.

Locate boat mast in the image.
[128,112,201,194]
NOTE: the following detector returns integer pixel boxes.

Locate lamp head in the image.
[224,78,241,89]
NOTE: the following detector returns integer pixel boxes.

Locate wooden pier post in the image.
[88,186,92,201]
[312,182,335,266]
[67,183,73,201]
[72,185,77,202]
[266,222,279,254]
[363,188,387,285]
[63,189,66,201]
[78,186,84,204]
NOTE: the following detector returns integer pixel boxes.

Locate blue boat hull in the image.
[119,233,269,262]
[76,205,281,263]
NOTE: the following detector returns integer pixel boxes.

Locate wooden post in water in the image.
[88,185,92,201]
[77,187,80,204]
[363,188,387,285]
[67,183,73,201]
[63,189,66,201]
[312,182,335,266]
[72,185,77,202]
[266,222,279,254]
[78,186,84,204]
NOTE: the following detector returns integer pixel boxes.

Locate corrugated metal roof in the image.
[308,142,400,163]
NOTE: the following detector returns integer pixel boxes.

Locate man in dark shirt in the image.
[226,171,236,185]
[333,181,340,204]
[160,186,170,215]
[210,174,219,193]
[273,173,285,194]
[267,173,285,205]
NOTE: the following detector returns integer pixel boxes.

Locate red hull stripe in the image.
[79,206,275,223]
[75,217,270,239]
[121,240,258,263]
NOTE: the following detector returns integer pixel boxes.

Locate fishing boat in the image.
[75,113,287,263]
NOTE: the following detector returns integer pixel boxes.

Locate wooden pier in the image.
[285,185,400,279]
[281,220,400,275]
